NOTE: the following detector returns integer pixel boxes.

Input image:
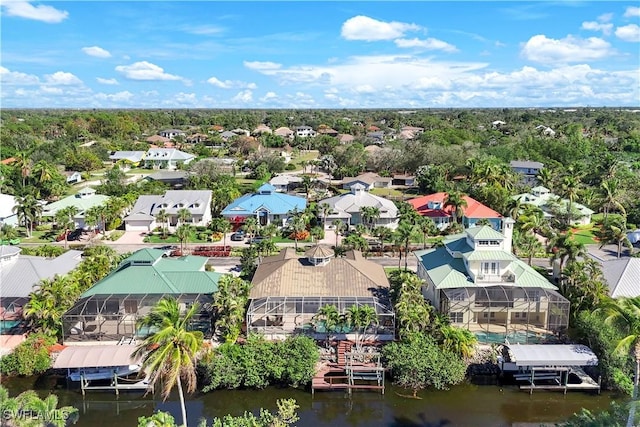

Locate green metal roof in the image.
[415,240,558,291]
[465,226,505,240]
[444,236,473,254]
[464,250,517,261]
[81,250,221,297]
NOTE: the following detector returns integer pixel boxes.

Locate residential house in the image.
[159,129,186,140]
[145,135,172,146]
[338,134,355,144]
[392,174,415,187]
[319,183,399,229]
[318,127,339,137]
[221,184,306,228]
[187,133,209,144]
[231,128,251,137]
[61,249,221,343]
[143,170,190,188]
[0,194,18,227]
[144,148,195,170]
[601,258,640,298]
[253,124,272,135]
[513,186,594,226]
[246,247,394,340]
[220,131,237,141]
[341,172,392,191]
[109,151,146,169]
[64,171,83,185]
[295,126,316,138]
[274,127,294,140]
[492,120,506,128]
[124,190,212,232]
[398,126,424,140]
[510,160,544,186]
[414,222,570,343]
[535,125,556,137]
[408,192,503,231]
[366,131,386,144]
[1,246,83,321]
[42,187,110,229]
[269,175,303,193]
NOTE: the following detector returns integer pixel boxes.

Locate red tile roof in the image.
[407,192,502,219]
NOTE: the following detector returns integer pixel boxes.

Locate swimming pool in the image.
[0,320,22,334]
[474,330,556,344]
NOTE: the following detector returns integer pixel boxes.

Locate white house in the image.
[42,187,110,230]
[319,183,399,229]
[295,126,316,138]
[0,194,18,227]
[159,129,186,140]
[144,148,195,170]
[64,171,83,185]
[124,190,213,232]
[514,186,593,226]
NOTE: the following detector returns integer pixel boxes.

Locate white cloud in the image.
[581,21,613,35]
[615,24,640,42]
[243,61,282,71]
[231,90,253,103]
[598,13,613,22]
[95,91,134,102]
[1,0,68,23]
[521,34,613,63]
[44,71,82,85]
[184,25,224,35]
[39,86,63,95]
[341,15,420,41]
[260,91,277,101]
[394,37,458,52]
[0,66,40,85]
[96,77,119,85]
[624,6,640,18]
[82,46,111,58]
[207,76,256,89]
[115,61,183,81]
[354,84,375,94]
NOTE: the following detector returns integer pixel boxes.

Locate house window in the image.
[273,215,280,220]
[515,312,520,318]
[478,240,489,246]
[482,312,496,319]
[450,312,463,323]
[481,262,499,275]
[489,240,499,246]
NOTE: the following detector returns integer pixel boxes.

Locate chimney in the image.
[502,217,515,253]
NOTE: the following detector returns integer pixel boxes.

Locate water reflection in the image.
[1,376,622,427]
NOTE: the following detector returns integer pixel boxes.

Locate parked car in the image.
[247,236,266,244]
[230,231,246,241]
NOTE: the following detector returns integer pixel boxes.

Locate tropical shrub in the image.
[0,333,56,376]
[200,335,318,392]
[382,333,467,397]
[288,230,309,241]
[0,386,79,426]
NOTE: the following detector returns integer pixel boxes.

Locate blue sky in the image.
[1,1,639,108]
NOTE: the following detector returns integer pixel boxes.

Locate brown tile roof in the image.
[250,249,389,299]
[304,244,334,258]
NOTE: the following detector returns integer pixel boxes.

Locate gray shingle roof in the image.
[602,258,640,298]
[0,250,83,298]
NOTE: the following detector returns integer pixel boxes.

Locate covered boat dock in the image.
[53,345,152,395]
[500,344,601,394]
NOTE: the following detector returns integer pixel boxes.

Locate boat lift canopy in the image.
[506,344,598,367]
[53,345,140,369]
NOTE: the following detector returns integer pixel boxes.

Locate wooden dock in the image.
[312,346,385,395]
[518,367,600,394]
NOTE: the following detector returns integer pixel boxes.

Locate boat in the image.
[68,364,141,382]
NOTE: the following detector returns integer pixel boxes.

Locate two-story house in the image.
[124,190,213,231]
[509,160,544,186]
[144,148,195,170]
[159,129,186,140]
[295,126,317,138]
[414,220,569,343]
[408,192,503,231]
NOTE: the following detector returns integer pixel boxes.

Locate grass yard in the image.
[570,226,599,245]
[370,188,406,199]
[144,232,210,244]
[236,178,262,194]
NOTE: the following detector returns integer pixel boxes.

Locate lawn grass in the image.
[570,225,599,245]
[370,188,406,198]
[16,227,58,243]
[236,178,261,194]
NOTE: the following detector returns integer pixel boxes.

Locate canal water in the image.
[1,375,623,427]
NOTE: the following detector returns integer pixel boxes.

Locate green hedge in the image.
[0,333,56,376]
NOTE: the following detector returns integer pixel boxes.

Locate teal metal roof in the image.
[464,250,517,261]
[81,250,221,297]
[414,247,472,289]
[465,226,505,240]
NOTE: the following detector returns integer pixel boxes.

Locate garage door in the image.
[125,220,152,232]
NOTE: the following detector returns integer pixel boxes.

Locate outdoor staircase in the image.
[337,341,352,366]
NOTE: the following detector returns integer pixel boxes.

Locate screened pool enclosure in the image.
[246,296,395,340]
[439,286,569,344]
[62,293,214,343]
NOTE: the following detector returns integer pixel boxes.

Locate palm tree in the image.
[600,297,640,427]
[360,206,381,233]
[547,231,586,277]
[177,207,192,227]
[133,297,204,427]
[345,304,378,353]
[439,326,477,360]
[417,216,437,249]
[175,224,192,254]
[301,175,314,200]
[318,202,332,229]
[394,221,417,271]
[12,194,42,238]
[244,217,259,242]
[443,191,468,225]
[14,151,32,189]
[600,178,627,221]
[155,209,170,238]
[560,175,581,226]
[290,216,308,251]
[516,232,543,266]
[1,387,79,427]
[212,275,250,343]
[373,226,392,256]
[598,222,632,259]
[58,206,79,249]
[332,219,346,248]
[313,304,341,348]
[32,160,57,184]
[536,168,553,190]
